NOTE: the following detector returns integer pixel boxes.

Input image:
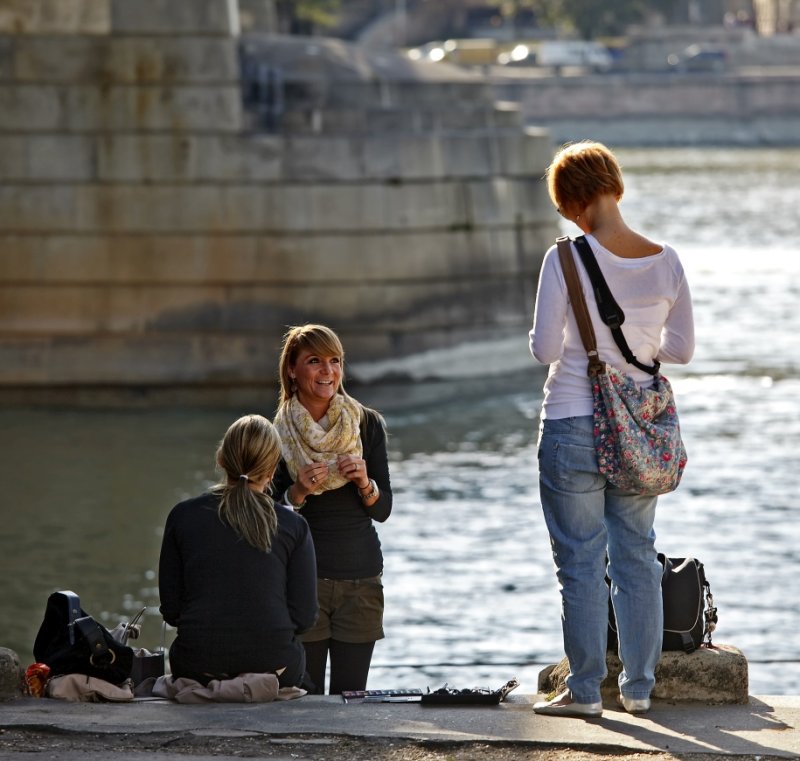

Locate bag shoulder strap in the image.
[74,616,118,666]
[556,237,603,376]
[573,235,660,376]
[56,590,82,645]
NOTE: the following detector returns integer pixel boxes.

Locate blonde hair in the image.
[277,324,347,406]
[213,414,281,552]
[545,140,624,215]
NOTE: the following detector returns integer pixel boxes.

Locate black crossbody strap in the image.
[573,236,660,376]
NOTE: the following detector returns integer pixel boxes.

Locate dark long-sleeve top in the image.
[158,492,318,682]
[271,409,392,580]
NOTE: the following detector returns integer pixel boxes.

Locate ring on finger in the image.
[311,476,317,484]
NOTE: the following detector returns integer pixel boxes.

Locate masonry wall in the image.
[0,0,556,395]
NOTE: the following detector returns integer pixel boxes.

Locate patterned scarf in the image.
[273,393,363,495]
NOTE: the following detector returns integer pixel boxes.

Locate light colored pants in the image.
[538,415,663,703]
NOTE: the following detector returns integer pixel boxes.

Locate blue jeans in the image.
[538,415,663,703]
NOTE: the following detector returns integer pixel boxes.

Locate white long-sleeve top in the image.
[529,234,695,420]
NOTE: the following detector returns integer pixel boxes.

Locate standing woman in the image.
[529,142,694,717]
[272,324,392,694]
[159,414,318,688]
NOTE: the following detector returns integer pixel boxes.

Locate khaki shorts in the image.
[300,576,385,644]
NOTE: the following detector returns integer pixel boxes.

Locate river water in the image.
[1,147,798,696]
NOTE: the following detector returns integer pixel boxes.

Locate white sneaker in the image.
[617,693,651,714]
[533,690,603,718]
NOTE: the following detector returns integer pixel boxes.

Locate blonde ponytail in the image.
[213,415,282,552]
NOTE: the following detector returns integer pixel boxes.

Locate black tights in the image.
[303,639,375,695]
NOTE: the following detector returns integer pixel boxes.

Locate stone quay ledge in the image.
[1,644,798,760]
[0,691,798,760]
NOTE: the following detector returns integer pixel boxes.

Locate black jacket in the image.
[159,492,318,684]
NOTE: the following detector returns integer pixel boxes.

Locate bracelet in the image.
[358,479,379,502]
[284,487,306,511]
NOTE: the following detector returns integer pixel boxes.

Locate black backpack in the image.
[608,555,717,654]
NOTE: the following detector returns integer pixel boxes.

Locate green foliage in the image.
[284,0,342,28]
[489,0,682,39]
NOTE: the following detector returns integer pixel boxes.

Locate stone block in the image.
[96,134,281,182]
[467,178,553,227]
[275,182,469,234]
[0,333,275,384]
[358,133,543,181]
[110,0,239,36]
[0,37,12,78]
[538,644,749,704]
[0,226,552,289]
[0,0,110,35]
[63,84,242,132]
[281,135,366,181]
[0,647,23,700]
[0,234,261,282]
[0,272,530,339]
[9,36,238,84]
[498,128,554,176]
[0,186,78,231]
[257,228,533,282]
[0,84,60,130]
[0,83,242,132]
[0,135,93,180]
[96,134,283,183]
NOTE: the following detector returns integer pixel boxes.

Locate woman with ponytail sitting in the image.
[158,414,318,688]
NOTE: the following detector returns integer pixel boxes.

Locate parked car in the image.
[538,40,612,72]
[667,45,727,72]
[407,39,498,67]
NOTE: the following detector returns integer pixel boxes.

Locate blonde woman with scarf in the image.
[272,324,392,694]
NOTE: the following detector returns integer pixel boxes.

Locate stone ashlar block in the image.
[256,228,549,282]
[0,333,274,385]
[538,644,749,704]
[276,106,522,136]
[0,225,552,285]
[278,79,492,111]
[94,134,282,183]
[0,0,110,35]
[0,84,242,132]
[0,84,60,130]
[110,0,238,36]
[467,178,554,227]
[6,36,238,84]
[0,178,554,233]
[0,274,531,338]
[0,135,93,181]
[0,182,475,233]
[282,132,547,182]
[63,84,243,132]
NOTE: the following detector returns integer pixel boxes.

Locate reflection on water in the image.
[1,148,798,695]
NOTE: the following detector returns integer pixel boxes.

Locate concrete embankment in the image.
[493,68,800,146]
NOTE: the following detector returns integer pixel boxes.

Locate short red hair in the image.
[545,141,624,214]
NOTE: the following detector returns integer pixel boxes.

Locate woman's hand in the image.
[295,462,331,496]
[337,455,370,491]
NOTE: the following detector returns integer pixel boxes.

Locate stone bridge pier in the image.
[0,0,556,401]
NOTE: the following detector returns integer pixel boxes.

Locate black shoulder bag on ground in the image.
[607,555,718,654]
[33,590,134,684]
